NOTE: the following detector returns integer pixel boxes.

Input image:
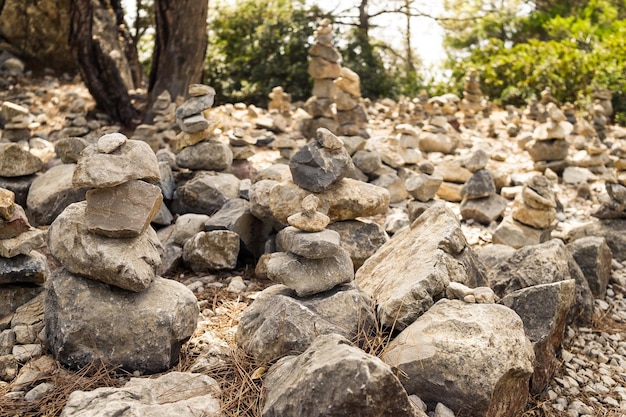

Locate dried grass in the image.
[0,358,130,417]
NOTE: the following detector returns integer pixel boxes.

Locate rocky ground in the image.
[1,70,626,417]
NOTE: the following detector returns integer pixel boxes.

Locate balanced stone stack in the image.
[59,98,91,138]
[267,86,292,132]
[1,101,36,141]
[460,68,482,129]
[301,18,341,138]
[569,135,609,175]
[334,67,367,137]
[418,103,459,154]
[592,145,626,218]
[459,149,507,225]
[266,194,354,296]
[228,127,258,179]
[526,103,572,173]
[45,133,198,374]
[592,85,613,119]
[0,187,48,313]
[405,160,443,220]
[133,90,177,152]
[591,100,608,140]
[492,175,556,248]
[174,84,220,153]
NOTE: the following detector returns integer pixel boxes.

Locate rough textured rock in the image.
[0,250,48,285]
[0,204,31,239]
[182,230,240,271]
[460,194,508,225]
[327,220,389,270]
[276,227,341,259]
[289,128,355,192]
[55,137,91,164]
[474,244,516,269]
[0,228,45,258]
[566,236,612,298]
[45,270,198,374]
[266,247,354,296]
[205,198,273,258]
[0,188,15,220]
[405,173,443,202]
[172,172,240,216]
[492,215,552,249]
[0,285,43,319]
[0,143,43,177]
[172,213,211,245]
[567,219,626,261]
[269,179,390,224]
[488,239,594,324]
[0,175,35,208]
[382,299,534,417]
[460,169,496,199]
[262,334,418,417]
[175,141,233,171]
[500,280,576,394]
[26,164,88,226]
[355,203,487,330]
[47,202,162,292]
[60,372,221,417]
[85,180,162,238]
[236,283,375,363]
[72,140,161,188]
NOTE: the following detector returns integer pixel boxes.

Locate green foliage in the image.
[204,0,325,105]
[442,0,626,124]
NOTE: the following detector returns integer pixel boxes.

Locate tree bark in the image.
[146,0,208,122]
[69,0,138,126]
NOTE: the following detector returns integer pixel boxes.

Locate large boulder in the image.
[382,299,534,417]
[262,334,419,417]
[26,164,88,226]
[236,283,375,363]
[45,269,198,374]
[47,202,162,292]
[175,141,233,172]
[500,280,576,394]
[355,203,487,330]
[60,372,221,417]
[269,179,390,224]
[488,239,594,324]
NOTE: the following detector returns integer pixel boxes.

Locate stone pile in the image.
[593,147,626,219]
[301,18,341,138]
[526,102,572,173]
[505,105,522,136]
[334,67,368,137]
[493,174,556,248]
[1,101,37,142]
[228,126,258,179]
[460,68,482,129]
[268,86,291,114]
[404,160,443,219]
[592,85,613,119]
[459,149,507,225]
[132,90,177,152]
[592,100,608,140]
[0,187,47,339]
[173,84,220,153]
[418,103,460,154]
[45,133,198,374]
[59,98,94,138]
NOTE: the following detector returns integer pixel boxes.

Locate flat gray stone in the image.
[176,141,233,171]
[275,226,341,259]
[0,250,47,285]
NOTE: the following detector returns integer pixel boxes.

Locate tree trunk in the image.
[146,0,208,122]
[111,0,143,87]
[69,0,138,126]
[358,0,369,36]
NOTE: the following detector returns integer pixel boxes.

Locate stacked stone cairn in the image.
[0,187,48,346]
[133,90,177,151]
[59,98,94,138]
[591,99,608,140]
[301,18,341,138]
[505,105,522,136]
[592,85,613,119]
[592,144,626,219]
[460,68,482,129]
[228,126,258,179]
[44,132,198,374]
[334,67,368,137]
[237,129,385,361]
[267,86,292,132]
[526,102,572,173]
[173,84,221,154]
[417,103,460,154]
[492,174,556,248]
[459,149,507,225]
[405,160,443,220]
[1,101,37,142]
